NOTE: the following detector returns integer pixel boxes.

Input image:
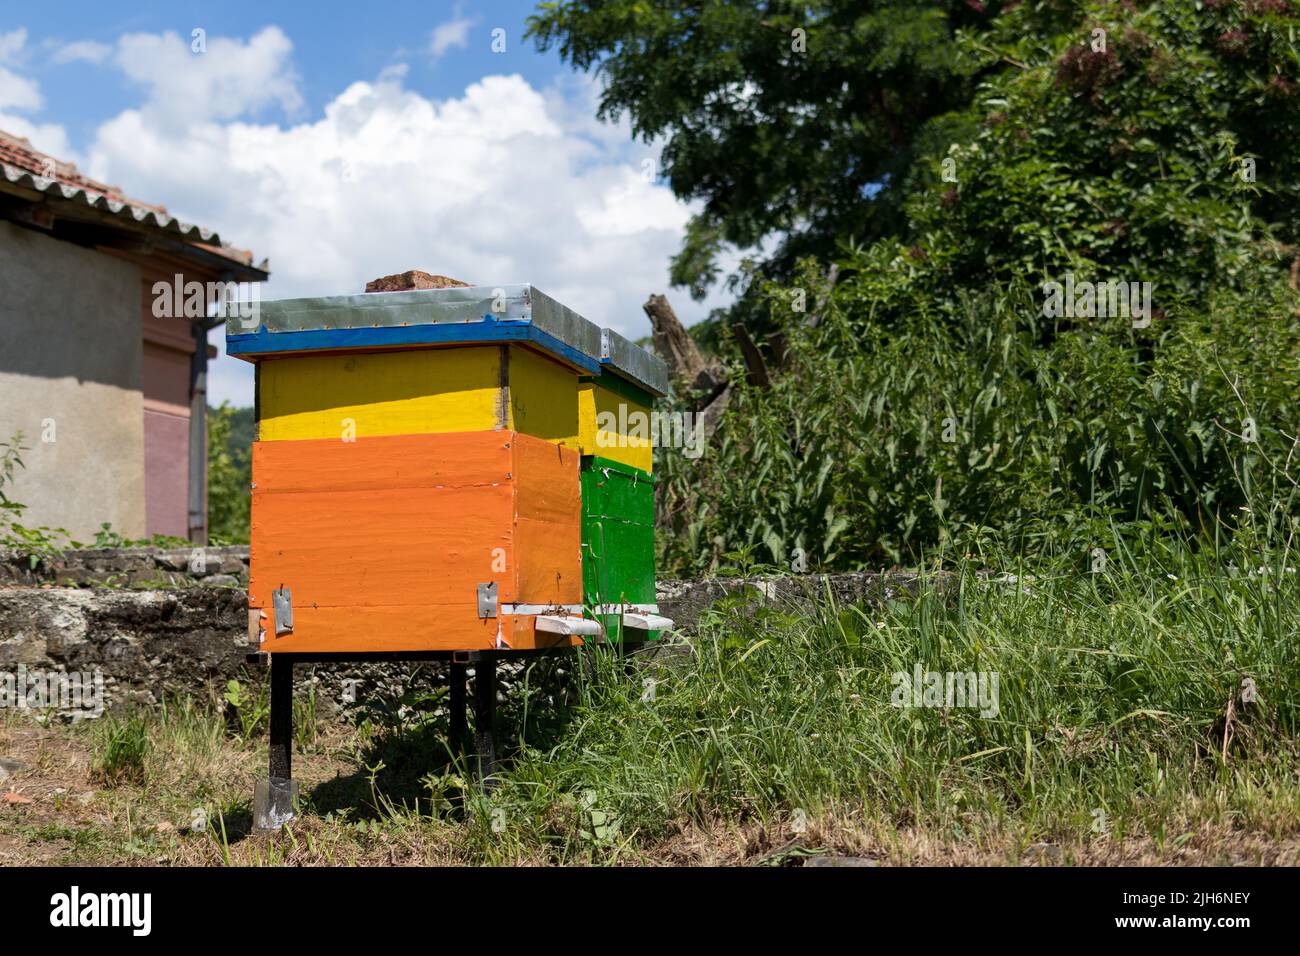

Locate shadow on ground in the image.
[305,656,580,822]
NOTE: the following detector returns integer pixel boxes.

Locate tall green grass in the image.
[460,530,1298,859]
[92,714,151,785]
[657,274,1300,576]
[61,532,1299,864]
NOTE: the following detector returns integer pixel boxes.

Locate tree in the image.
[528,0,995,301]
[207,403,251,544]
[872,0,1300,313]
[652,0,1300,573]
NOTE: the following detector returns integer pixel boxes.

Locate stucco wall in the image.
[0,221,146,539]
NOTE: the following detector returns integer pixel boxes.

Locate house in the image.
[0,129,268,543]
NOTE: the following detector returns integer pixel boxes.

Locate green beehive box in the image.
[580,456,659,641]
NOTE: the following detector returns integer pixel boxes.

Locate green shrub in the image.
[223,679,269,742]
[654,0,1300,574]
[658,273,1299,574]
[207,402,251,545]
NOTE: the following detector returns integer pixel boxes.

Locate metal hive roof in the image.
[225,284,670,396]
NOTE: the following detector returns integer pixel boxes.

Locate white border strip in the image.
[500,604,584,615]
[500,603,661,615]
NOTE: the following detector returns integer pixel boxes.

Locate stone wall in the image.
[0,545,249,588]
[0,587,247,713]
[0,546,930,717]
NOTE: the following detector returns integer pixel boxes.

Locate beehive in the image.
[574,364,660,639]
[226,284,670,653]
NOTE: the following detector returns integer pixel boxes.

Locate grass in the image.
[480,536,1298,862]
[2,533,1298,865]
[92,714,150,785]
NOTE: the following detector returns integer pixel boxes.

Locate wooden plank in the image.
[580,456,654,525]
[506,345,581,448]
[258,347,503,441]
[577,381,654,473]
[251,431,512,495]
[250,482,516,609]
[250,432,518,614]
[512,434,583,604]
[581,516,656,605]
[580,372,657,409]
[579,454,656,640]
[250,430,583,652]
[262,607,580,653]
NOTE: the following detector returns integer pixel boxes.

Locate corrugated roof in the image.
[0,128,262,270]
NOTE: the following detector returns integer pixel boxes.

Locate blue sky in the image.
[16,2,568,144]
[1,2,733,405]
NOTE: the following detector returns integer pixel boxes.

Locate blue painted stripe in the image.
[226,318,602,373]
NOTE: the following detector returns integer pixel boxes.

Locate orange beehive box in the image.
[224,283,674,821]
[248,430,583,653]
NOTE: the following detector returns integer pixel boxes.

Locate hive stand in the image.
[253,648,543,824]
[227,284,671,830]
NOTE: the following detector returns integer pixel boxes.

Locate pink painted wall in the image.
[141,308,194,539]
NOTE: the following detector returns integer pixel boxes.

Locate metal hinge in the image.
[477,582,499,619]
[272,588,294,635]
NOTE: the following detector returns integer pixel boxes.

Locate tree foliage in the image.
[207,403,251,545]
[873,0,1300,313]
[528,0,992,299]
[652,0,1300,574]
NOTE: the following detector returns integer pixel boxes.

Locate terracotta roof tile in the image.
[0,128,264,272]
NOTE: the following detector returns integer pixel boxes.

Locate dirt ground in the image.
[3,714,1297,867]
[5,712,1294,868]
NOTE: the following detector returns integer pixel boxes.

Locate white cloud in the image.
[0,27,73,158]
[0,65,41,112]
[52,40,113,65]
[576,166,691,238]
[112,27,303,128]
[0,28,27,64]
[0,29,40,112]
[429,13,476,61]
[0,113,72,159]
[0,26,726,406]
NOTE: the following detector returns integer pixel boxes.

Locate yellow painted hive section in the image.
[257,345,583,447]
[577,381,654,473]
[506,346,581,450]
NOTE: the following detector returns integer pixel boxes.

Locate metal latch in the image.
[272,588,294,635]
[477,582,499,619]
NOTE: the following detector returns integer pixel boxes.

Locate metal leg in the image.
[449,661,467,755]
[473,655,497,787]
[255,655,297,829]
[269,655,293,780]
